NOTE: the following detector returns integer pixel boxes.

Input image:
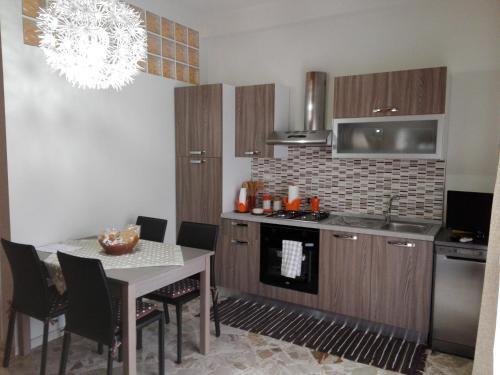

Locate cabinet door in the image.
[176,157,222,227]
[175,85,222,157]
[333,72,389,118]
[216,219,260,294]
[387,67,446,116]
[236,84,275,158]
[370,236,433,333]
[319,230,372,320]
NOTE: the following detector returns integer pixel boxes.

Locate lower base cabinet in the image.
[318,230,372,320]
[370,236,433,333]
[217,219,433,335]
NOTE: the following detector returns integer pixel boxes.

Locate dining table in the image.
[36,239,214,375]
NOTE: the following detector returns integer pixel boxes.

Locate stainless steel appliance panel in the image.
[432,245,486,358]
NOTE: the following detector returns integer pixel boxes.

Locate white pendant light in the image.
[37,0,147,90]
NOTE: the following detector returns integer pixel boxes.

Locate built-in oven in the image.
[260,223,319,294]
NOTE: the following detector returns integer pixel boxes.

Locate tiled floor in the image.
[1,301,473,375]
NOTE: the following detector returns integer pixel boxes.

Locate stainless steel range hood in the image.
[266,72,331,146]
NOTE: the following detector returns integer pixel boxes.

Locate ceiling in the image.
[168,0,414,37]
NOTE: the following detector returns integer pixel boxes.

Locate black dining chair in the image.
[1,239,68,375]
[57,252,165,375]
[144,221,220,364]
[136,216,168,243]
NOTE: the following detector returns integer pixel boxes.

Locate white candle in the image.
[239,187,247,204]
[288,185,299,202]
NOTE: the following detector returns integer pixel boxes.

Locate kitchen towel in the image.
[281,240,303,278]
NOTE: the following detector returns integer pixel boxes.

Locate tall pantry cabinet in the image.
[175,84,250,229]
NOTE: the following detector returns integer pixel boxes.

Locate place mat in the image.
[44,239,184,293]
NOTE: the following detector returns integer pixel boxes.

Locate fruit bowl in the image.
[98,225,140,255]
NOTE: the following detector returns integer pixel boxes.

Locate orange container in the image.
[310,196,320,212]
[283,197,301,211]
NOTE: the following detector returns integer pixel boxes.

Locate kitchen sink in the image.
[380,222,432,234]
[330,215,432,234]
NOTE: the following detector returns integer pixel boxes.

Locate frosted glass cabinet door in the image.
[336,120,439,155]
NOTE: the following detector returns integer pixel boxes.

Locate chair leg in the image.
[40,320,49,375]
[58,332,71,375]
[107,347,113,375]
[175,304,182,364]
[3,309,16,368]
[137,328,143,350]
[97,343,104,355]
[159,314,165,375]
[163,302,170,324]
[211,288,221,337]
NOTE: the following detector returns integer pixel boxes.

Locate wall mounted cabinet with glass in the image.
[332,115,447,159]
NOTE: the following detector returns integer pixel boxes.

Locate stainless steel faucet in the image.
[384,194,400,224]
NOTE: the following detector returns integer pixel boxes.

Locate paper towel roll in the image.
[239,187,247,204]
[288,185,299,202]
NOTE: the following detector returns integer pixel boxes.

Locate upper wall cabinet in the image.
[175,84,222,157]
[333,67,447,118]
[235,84,289,158]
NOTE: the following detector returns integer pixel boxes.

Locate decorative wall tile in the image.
[189,67,199,85]
[22,18,40,46]
[188,47,199,67]
[176,63,189,82]
[188,28,199,48]
[251,147,446,220]
[161,18,175,40]
[147,33,161,55]
[175,43,188,64]
[23,0,44,18]
[147,54,161,76]
[146,11,161,34]
[175,23,187,44]
[162,59,175,79]
[162,39,175,59]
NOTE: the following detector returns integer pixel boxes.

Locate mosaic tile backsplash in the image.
[251,147,446,221]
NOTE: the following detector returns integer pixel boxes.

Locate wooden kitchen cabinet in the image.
[333,67,446,118]
[235,83,289,158]
[217,219,260,294]
[319,230,372,320]
[175,84,222,157]
[369,236,433,333]
[175,157,222,226]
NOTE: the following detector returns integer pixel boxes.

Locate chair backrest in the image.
[1,239,51,319]
[136,216,168,243]
[177,221,218,251]
[57,252,116,346]
[177,222,219,286]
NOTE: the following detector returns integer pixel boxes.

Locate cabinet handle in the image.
[372,108,383,113]
[231,240,248,245]
[333,234,358,240]
[244,151,261,156]
[189,159,206,164]
[372,107,399,113]
[189,150,206,155]
[231,222,248,227]
[387,241,415,248]
[389,107,399,113]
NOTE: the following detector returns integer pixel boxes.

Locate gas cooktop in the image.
[267,210,330,222]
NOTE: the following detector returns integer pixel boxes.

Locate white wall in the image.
[0,0,197,348]
[201,0,500,193]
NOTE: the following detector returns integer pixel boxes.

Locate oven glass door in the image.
[260,223,319,294]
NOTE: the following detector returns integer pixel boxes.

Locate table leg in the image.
[122,284,136,375]
[17,314,31,356]
[200,256,210,354]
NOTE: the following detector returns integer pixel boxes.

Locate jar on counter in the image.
[262,194,273,213]
[273,196,282,212]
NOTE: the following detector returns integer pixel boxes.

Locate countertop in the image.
[221,211,442,241]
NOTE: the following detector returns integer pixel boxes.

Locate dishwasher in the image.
[432,244,486,358]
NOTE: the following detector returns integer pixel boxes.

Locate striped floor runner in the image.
[212,298,427,374]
